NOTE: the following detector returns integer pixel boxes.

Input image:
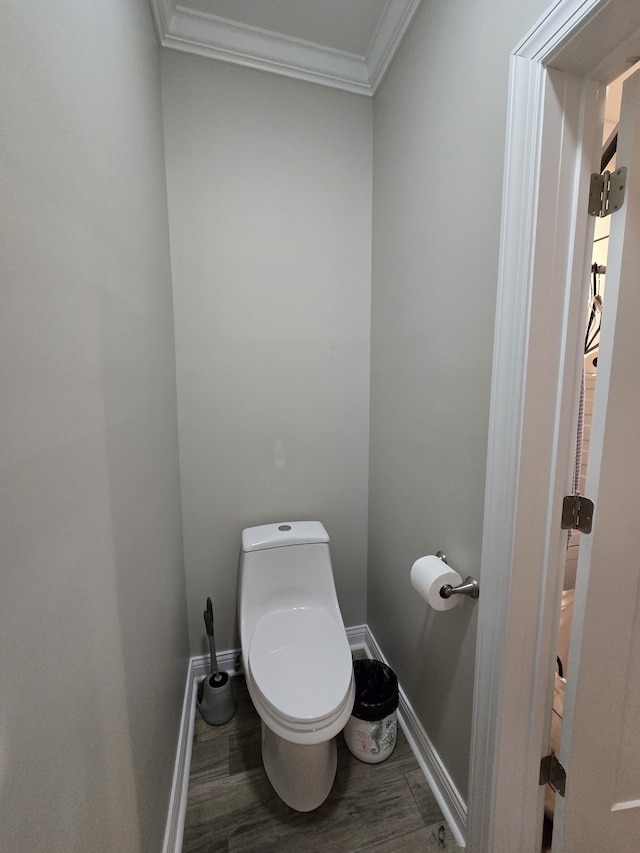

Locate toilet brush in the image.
[196,596,236,725]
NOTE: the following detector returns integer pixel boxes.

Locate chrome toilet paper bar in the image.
[436,551,480,600]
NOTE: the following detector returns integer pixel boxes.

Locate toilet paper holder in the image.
[436,551,480,600]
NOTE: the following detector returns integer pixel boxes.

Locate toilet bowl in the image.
[238,521,355,812]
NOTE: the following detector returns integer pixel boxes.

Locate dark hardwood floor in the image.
[183,667,457,852]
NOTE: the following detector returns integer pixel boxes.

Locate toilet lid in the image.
[249,607,352,723]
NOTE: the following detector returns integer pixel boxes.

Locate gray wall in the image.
[1,2,188,850]
[1,1,564,846]
[161,52,373,654]
[368,0,550,800]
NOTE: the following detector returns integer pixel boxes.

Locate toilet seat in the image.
[249,607,353,727]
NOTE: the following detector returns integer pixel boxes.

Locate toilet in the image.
[238,520,355,812]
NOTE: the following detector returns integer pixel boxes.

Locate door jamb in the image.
[468,1,640,850]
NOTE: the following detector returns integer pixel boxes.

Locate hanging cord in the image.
[584,263,603,355]
[585,295,602,354]
[584,263,597,352]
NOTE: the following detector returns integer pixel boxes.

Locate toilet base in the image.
[261,722,337,812]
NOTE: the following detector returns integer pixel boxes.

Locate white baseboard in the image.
[345,623,369,651]
[163,624,467,851]
[191,647,241,680]
[162,657,198,853]
[352,625,467,848]
[162,649,242,853]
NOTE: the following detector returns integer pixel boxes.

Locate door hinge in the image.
[588,167,627,217]
[561,494,594,534]
[539,752,566,797]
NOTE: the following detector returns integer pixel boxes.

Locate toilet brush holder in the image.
[197,671,236,726]
[197,596,236,726]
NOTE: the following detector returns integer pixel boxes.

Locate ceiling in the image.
[149,0,423,96]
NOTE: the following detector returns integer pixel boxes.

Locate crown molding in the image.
[367,0,422,93]
[149,0,422,96]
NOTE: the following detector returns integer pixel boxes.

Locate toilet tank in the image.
[241,521,329,553]
[238,521,343,641]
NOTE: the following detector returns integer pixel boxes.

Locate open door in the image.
[551,68,640,851]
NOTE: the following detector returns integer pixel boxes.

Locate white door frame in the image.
[468,1,640,851]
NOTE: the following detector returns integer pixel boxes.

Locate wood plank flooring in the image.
[183,670,458,852]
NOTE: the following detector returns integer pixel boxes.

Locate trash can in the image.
[343,659,399,763]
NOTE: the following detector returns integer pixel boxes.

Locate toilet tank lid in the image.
[241,521,329,552]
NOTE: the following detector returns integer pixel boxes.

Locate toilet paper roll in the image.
[410,555,463,612]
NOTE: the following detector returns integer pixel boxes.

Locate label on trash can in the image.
[344,711,398,763]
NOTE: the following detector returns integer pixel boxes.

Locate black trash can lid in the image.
[351,659,399,721]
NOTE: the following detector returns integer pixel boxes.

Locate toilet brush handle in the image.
[208,633,220,678]
[204,598,221,679]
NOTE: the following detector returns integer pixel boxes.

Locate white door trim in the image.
[468,1,640,850]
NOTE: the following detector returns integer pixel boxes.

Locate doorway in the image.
[468,2,640,851]
[543,61,640,847]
